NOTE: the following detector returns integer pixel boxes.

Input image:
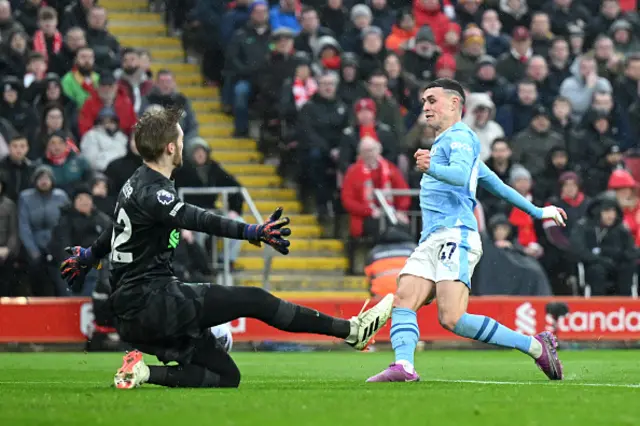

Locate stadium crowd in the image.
[1,0,640,299]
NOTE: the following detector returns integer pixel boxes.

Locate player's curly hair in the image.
[133,106,183,162]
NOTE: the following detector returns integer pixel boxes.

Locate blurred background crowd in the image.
[1,0,640,302]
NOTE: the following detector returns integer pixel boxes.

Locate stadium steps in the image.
[102,0,351,284]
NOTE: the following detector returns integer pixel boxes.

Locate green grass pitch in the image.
[1,350,639,426]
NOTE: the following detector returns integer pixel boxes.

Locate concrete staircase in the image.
[101,0,367,292]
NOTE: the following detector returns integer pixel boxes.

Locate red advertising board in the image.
[2,296,640,343]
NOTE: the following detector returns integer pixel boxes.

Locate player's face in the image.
[171,124,184,168]
[422,87,457,130]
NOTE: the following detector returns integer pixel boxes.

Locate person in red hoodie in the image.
[412,0,450,46]
[441,21,461,55]
[341,136,410,239]
[78,71,136,138]
[607,169,640,246]
[507,164,544,258]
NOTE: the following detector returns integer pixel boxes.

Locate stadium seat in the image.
[576,262,638,298]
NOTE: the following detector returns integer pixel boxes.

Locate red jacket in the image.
[413,0,450,46]
[78,86,137,137]
[341,159,411,237]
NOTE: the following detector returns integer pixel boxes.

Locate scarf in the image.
[561,191,585,207]
[33,30,63,62]
[292,77,318,110]
[508,193,537,247]
[356,156,393,212]
[321,56,341,70]
[359,124,378,141]
[45,138,78,166]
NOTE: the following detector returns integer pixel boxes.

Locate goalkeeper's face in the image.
[171,123,184,168]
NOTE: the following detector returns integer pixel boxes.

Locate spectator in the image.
[49,185,110,296]
[385,8,417,54]
[584,144,626,196]
[0,135,34,202]
[337,52,367,108]
[0,172,18,296]
[32,102,72,160]
[529,12,553,57]
[570,110,619,173]
[496,26,532,84]
[0,76,38,141]
[61,0,94,32]
[79,71,136,138]
[462,92,504,161]
[402,25,440,88]
[481,9,509,59]
[0,0,24,42]
[104,134,141,196]
[80,107,128,171]
[532,146,573,203]
[294,6,333,55]
[340,4,372,54]
[15,0,42,37]
[412,0,449,47]
[510,105,565,177]
[173,229,212,282]
[543,0,591,38]
[341,136,410,239]
[370,0,394,37]
[339,97,396,173]
[498,0,530,37]
[18,165,69,296]
[359,26,386,82]
[49,27,86,77]
[468,55,511,108]
[581,90,631,150]
[117,48,154,115]
[454,25,485,85]
[589,0,637,46]
[440,21,461,56]
[542,171,589,294]
[269,0,300,33]
[507,165,544,258]
[224,0,270,138]
[0,30,29,78]
[282,51,316,114]
[85,6,120,71]
[311,35,342,75]
[220,0,252,46]
[434,53,457,79]
[22,52,48,104]
[456,0,484,30]
[525,55,555,108]
[607,169,640,246]
[141,70,199,144]
[61,46,98,108]
[495,78,539,137]
[567,23,586,57]
[32,6,62,64]
[34,73,77,132]
[547,37,572,95]
[296,70,348,216]
[384,52,417,113]
[549,95,574,140]
[404,113,435,158]
[614,53,640,111]
[591,35,624,82]
[38,130,91,193]
[86,172,113,215]
[570,194,637,296]
[320,0,347,40]
[477,137,514,219]
[609,19,640,56]
[365,70,406,141]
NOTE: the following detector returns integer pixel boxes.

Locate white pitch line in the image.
[425,379,640,389]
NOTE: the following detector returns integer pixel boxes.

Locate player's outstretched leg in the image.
[367,275,434,383]
[438,281,563,380]
[199,285,394,351]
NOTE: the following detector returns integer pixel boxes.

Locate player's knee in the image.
[438,308,463,332]
[219,364,241,388]
[395,276,432,311]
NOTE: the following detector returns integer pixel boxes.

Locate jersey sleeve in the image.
[144,184,248,240]
[478,162,543,219]
[426,130,476,186]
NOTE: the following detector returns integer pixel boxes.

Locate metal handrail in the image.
[177,187,273,288]
[373,189,423,236]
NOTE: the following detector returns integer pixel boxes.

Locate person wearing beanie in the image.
[495,26,532,84]
[385,8,417,54]
[584,144,626,196]
[532,146,574,203]
[311,35,342,75]
[359,26,386,81]
[337,52,368,108]
[462,92,505,161]
[80,106,128,172]
[606,169,640,246]
[90,172,116,218]
[454,24,485,85]
[339,97,397,173]
[569,193,637,296]
[434,53,456,79]
[0,75,38,140]
[507,164,544,258]
[440,21,461,56]
[340,4,373,53]
[402,25,441,87]
[104,133,142,196]
[468,55,512,108]
[17,164,70,296]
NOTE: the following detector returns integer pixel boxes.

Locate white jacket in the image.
[463,92,505,161]
[80,126,128,172]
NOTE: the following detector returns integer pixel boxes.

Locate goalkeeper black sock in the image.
[268,300,352,339]
[148,365,221,388]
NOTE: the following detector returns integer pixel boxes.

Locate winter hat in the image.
[532,105,550,119]
[72,185,93,201]
[512,26,530,41]
[463,25,485,47]
[488,213,511,230]
[341,52,359,68]
[361,25,383,40]
[509,164,532,185]
[271,27,295,40]
[435,54,457,73]
[187,136,210,159]
[610,19,633,35]
[32,164,55,185]
[2,75,22,94]
[293,51,312,67]
[608,169,636,189]
[97,106,119,123]
[354,98,376,115]
[47,129,67,144]
[44,72,61,85]
[351,4,372,21]
[476,54,497,68]
[415,25,435,43]
[567,23,584,37]
[558,171,580,186]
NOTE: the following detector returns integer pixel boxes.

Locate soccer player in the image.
[60,107,393,389]
[367,79,566,383]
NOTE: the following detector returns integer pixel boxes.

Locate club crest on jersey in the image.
[157,189,174,205]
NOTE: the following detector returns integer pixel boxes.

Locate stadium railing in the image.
[373,188,421,233]
[177,187,274,288]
